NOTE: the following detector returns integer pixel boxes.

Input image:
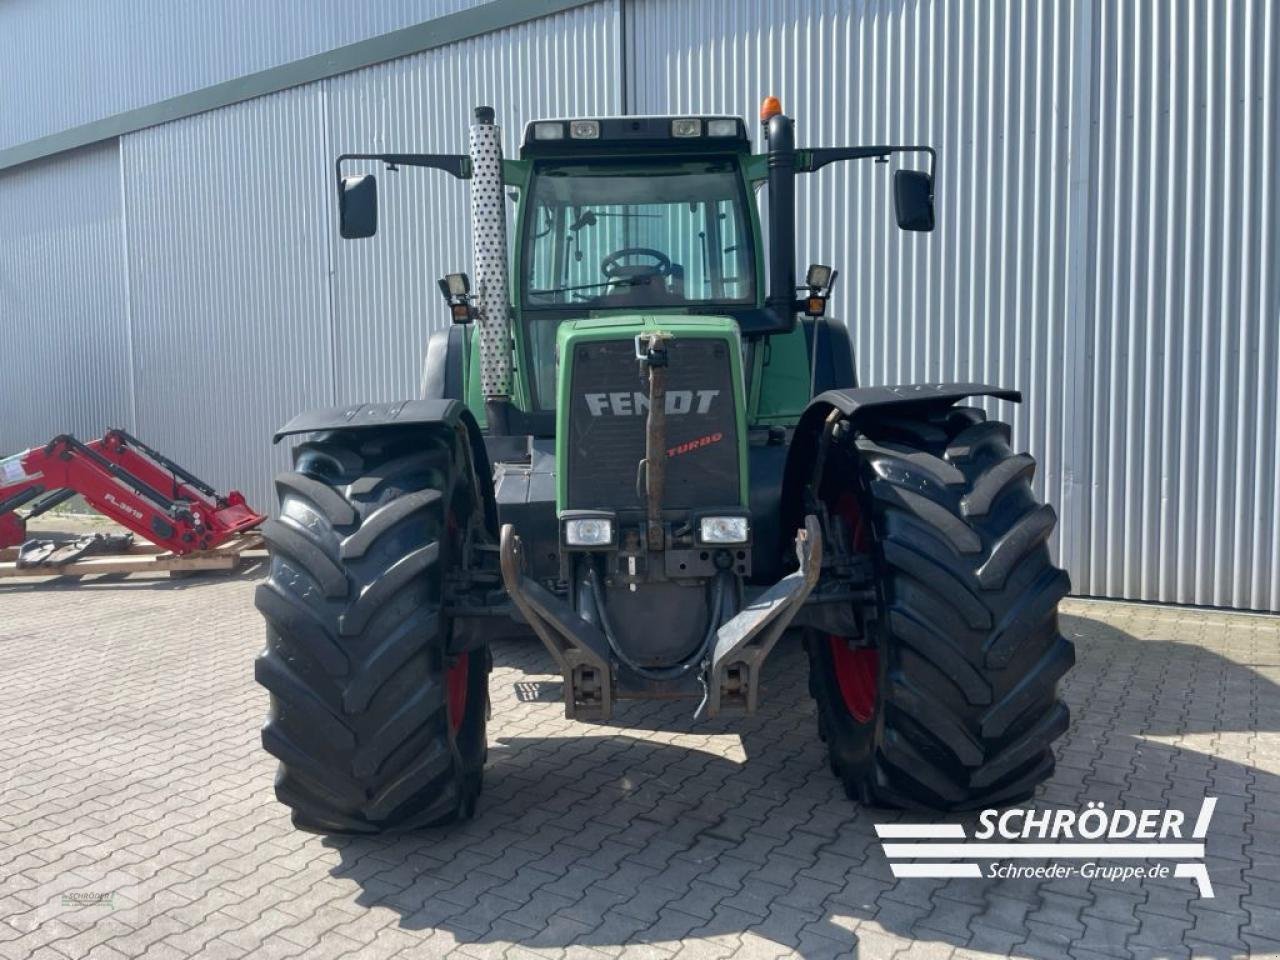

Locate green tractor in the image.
[254,99,1073,833]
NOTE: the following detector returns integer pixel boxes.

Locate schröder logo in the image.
[875,797,1218,898]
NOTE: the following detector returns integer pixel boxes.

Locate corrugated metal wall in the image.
[1,0,1275,610]
[628,0,1079,570]
[0,141,135,453]
[328,2,621,406]
[117,1,621,507]
[0,0,490,150]
[627,0,1279,611]
[1080,0,1279,610]
[121,87,335,509]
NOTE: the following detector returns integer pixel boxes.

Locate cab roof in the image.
[520,115,750,157]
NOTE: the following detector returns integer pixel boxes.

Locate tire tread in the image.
[255,428,487,833]
[808,406,1073,811]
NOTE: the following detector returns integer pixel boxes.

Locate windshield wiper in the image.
[569,210,660,231]
[528,278,640,298]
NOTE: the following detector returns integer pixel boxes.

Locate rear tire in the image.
[254,428,489,833]
[807,405,1073,810]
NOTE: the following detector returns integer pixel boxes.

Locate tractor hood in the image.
[553,314,748,515]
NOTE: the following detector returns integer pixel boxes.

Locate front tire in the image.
[808,406,1073,810]
[254,428,489,833]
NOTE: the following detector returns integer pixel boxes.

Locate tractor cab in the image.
[495,116,765,419]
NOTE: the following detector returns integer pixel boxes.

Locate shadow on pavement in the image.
[322,612,1278,959]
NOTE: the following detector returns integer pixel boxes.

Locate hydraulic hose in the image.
[586,565,727,683]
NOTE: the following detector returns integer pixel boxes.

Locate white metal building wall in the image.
[1081,0,1278,610]
[0,141,135,452]
[327,2,621,406]
[121,87,335,511]
[0,0,491,150]
[116,2,621,507]
[626,0,1280,611]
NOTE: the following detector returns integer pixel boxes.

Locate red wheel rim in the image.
[443,506,468,734]
[446,656,468,733]
[828,637,878,722]
[833,490,869,553]
[828,488,877,722]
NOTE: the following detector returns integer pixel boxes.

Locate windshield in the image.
[519,158,755,407]
[523,159,754,309]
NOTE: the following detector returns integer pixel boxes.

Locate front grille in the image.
[565,337,739,510]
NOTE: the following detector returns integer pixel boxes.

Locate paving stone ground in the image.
[1,565,1278,959]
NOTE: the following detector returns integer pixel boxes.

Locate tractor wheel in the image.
[806,405,1073,810]
[254,428,489,833]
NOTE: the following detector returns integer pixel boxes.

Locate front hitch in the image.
[703,514,823,717]
[499,524,613,720]
[500,516,822,722]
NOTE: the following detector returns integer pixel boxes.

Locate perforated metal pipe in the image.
[468,106,513,415]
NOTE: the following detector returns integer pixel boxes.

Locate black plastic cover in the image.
[272,399,466,442]
[565,338,740,511]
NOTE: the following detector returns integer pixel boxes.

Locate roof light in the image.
[707,119,738,137]
[759,95,782,122]
[671,118,701,138]
[533,121,565,140]
[569,119,600,139]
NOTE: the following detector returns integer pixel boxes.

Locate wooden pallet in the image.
[0,531,266,579]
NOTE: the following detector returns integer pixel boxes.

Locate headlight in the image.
[564,517,614,547]
[699,516,749,544]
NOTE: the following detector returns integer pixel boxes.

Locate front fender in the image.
[781,383,1021,543]
[272,398,497,538]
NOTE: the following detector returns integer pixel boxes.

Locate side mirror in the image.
[339,174,377,238]
[893,169,934,232]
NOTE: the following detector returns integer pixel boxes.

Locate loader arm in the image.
[0,433,263,552]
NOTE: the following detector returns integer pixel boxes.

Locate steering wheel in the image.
[601,247,673,281]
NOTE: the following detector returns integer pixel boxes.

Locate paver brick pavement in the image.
[1,568,1278,958]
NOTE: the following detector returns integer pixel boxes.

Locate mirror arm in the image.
[333,153,471,181]
[799,145,936,181]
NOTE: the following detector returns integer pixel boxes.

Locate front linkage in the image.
[500,513,822,721]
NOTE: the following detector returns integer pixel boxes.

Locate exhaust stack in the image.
[469,106,513,434]
[762,100,797,333]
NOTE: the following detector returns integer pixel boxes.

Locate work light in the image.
[533,121,565,140]
[563,516,615,547]
[805,264,833,290]
[671,118,701,138]
[569,120,600,139]
[706,119,738,137]
[699,516,750,544]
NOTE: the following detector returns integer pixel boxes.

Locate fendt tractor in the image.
[254,99,1074,833]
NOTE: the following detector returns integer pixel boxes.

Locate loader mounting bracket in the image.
[704,514,823,717]
[500,523,614,721]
